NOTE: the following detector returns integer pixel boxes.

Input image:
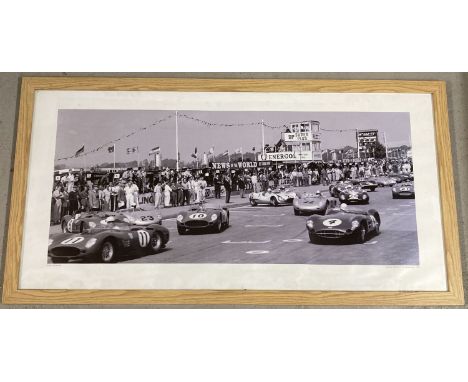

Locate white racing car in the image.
[249,187,296,207]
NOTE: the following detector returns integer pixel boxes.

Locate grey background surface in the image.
[0,72,466,308]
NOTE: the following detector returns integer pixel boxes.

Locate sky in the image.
[55,110,411,167]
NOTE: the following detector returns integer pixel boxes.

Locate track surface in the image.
[120,186,419,265]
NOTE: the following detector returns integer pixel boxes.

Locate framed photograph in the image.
[2,77,464,305]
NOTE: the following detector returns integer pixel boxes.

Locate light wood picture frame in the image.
[2,77,464,305]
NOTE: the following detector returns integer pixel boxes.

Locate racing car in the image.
[367,176,397,187]
[392,181,415,199]
[293,191,337,216]
[337,185,370,204]
[249,187,296,207]
[306,204,381,244]
[352,179,378,192]
[176,202,230,234]
[387,172,413,183]
[61,207,162,234]
[329,181,353,198]
[48,215,170,263]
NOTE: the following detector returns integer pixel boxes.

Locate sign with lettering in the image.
[258,151,313,162]
[210,162,258,169]
[282,132,313,142]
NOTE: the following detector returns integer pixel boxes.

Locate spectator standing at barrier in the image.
[198,176,207,203]
[154,181,162,209]
[79,186,88,212]
[291,168,298,187]
[52,186,63,224]
[130,181,140,208]
[124,181,134,209]
[237,174,246,198]
[88,186,100,211]
[68,186,79,215]
[65,171,75,193]
[321,167,329,186]
[61,189,69,219]
[214,170,222,199]
[163,182,172,207]
[223,171,232,203]
[251,172,258,192]
[102,185,111,211]
[181,178,190,206]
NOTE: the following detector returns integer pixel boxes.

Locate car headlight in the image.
[48,238,53,246]
[392,187,397,192]
[306,220,314,229]
[362,194,368,199]
[351,220,360,230]
[278,196,284,201]
[85,238,97,248]
[211,214,218,221]
[88,222,96,228]
[176,214,184,222]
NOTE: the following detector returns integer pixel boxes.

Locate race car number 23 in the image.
[140,216,154,221]
[189,213,207,219]
[323,218,342,227]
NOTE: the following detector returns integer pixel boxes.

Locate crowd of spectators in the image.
[51,158,412,225]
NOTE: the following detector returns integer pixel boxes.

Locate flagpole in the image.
[113,144,116,169]
[261,120,265,156]
[175,111,179,171]
[383,132,389,160]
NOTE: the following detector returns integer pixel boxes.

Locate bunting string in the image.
[57,112,360,162]
[56,114,174,161]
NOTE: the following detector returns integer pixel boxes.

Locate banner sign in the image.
[210,162,258,169]
[357,129,378,144]
[258,151,313,161]
[282,132,313,142]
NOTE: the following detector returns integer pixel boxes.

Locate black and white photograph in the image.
[48,109,417,266]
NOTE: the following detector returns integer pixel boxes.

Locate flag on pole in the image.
[252,146,256,152]
[234,147,242,154]
[194,147,198,154]
[126,147,138,154]
[222,149,229,156]
[191,153,197,159]
[107,145,114,153]
[75,145,84,157]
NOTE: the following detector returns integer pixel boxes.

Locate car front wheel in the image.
[149,232,162,253]
[214,217,223,233]
[250,198,257,206]
[101,240,116,263]
[355,224,367,244]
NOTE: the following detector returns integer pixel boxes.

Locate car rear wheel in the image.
[149,233,162,253]
[294,209,300,216]
[250,198,257,206]
[392,193,398,199]
[100,240,116,263]
[270,197,279,207]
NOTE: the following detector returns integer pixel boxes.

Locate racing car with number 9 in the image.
[306,204,381,244]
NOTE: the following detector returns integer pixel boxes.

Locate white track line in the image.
[245,224,284,228]
[222,240,271,244]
